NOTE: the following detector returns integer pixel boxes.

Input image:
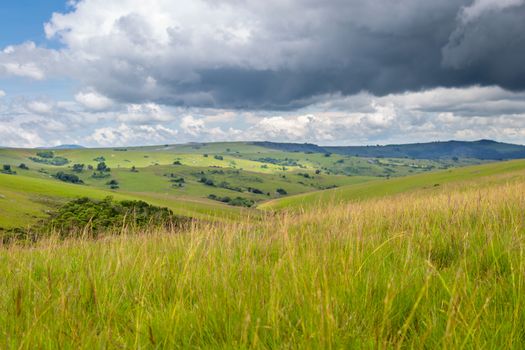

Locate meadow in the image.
[0,142,459,231]
[2,141,525,348]
[2,166,525,348]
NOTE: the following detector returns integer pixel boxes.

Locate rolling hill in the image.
[1,140,523,232]
[260,158,525,210]
[254,139,525,160]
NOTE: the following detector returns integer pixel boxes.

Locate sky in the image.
[1,0,525,147]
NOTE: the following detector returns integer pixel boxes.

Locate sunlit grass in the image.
[2,180,525,348]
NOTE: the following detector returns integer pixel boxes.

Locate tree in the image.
[276,188,288,195]
[72,164,85,172]
[18,163,29,170]
[97,162,110,172]
[106,179,119,189]
[131,166,139,172]
[36,150,54,159]
[54,171,83,184]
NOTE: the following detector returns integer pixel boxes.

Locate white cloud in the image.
[0,90,5,98]
[117,103,174,123]
[0,125,45,148]
[1,62,45,80]
[75,90,113,110]
[26,101,54,114]
[88,123,178,146]
[180,115,205,136]
[2,85,525,148]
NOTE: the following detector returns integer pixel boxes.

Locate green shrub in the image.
[276,188,288,195]
[1,164,16,175]
[208,194,254,207]
[39,197,189,237]
[29,156,69,166]
[199,177,215,186]
[54,171,83,184]
[36,150,54,158]
[96,162,110,172]
[72,164,85,172]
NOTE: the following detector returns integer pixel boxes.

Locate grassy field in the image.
[261,158,525,210]
[2,165,525,347]
[3,142,468,230]
[0,173,249,229]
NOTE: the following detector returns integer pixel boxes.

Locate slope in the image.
[260,158,525,210]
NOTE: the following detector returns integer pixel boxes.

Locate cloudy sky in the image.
[1,0,525,147]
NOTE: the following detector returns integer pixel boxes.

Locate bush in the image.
[130,166,139,172]
[229,197,255,207]
[2,164,16,175]
[248,187,264,194]
[38,197,189,237]
[199,177,215,186]
[29,156,69,166]
[54,171,83,184]
[107,179,119,189]
[97,162,110,172]
[218,181,242,192]
[276,188,288,195]
[208,194,254,207]
[18,163,29,170]
[173,160,182,165]
[36,150,54,159]
[72,164,85,172]
[92,172,111,179]
[214,155,224,160]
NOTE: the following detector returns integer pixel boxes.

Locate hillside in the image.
[261,158,525,210]
[0,142,476,231]
[3,161,525,347]
[254,139,525,160]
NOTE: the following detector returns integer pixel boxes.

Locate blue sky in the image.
[1,0,524,147]
[0,1,67,48]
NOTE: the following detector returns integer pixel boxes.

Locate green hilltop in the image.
[0,140,523,232]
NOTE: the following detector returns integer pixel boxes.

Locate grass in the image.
[261,158,525,210]
[2,171,525,347]
[0,173,248,229]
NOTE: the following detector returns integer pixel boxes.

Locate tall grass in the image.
[2,181,525,348]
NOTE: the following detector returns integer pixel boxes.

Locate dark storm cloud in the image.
[3,0,525,109]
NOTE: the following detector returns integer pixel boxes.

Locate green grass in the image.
[0,173,248,229]
[1,144,385,229]
[2,173,525,347]
[261,158,525,210]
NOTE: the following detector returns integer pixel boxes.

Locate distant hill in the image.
[38,144,85,150]
[252,141,326,154]
[253,140,525,160]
